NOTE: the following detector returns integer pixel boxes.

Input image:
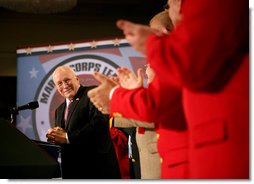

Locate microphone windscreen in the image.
[29,101,39,110]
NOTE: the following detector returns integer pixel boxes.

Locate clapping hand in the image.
[117,67,144,89]
[88,72,118,114]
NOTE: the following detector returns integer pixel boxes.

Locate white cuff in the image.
[109,86,119,100]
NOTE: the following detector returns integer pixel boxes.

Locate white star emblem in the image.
[68,43,75,51]
[113,38,120,46]
[16,115,32,133]
[90,40,97,48]
[47,45,54,53]
[29,67,39,78]
[26,47,32,55]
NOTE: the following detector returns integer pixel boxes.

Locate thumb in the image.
[116,19,127,30]
[92,72,108,84]
[116,19,135,34]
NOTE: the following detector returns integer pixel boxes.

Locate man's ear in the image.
[76,76,79,82]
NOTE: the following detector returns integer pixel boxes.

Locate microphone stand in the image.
[10,107,18,125]
[9,101,39,125]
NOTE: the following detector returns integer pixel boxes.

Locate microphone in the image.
[12,101,39,112]
[10,101,39,124]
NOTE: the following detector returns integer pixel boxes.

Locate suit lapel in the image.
[65,98,79,129]
[57,104,66,129]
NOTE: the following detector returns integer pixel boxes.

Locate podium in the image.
[33,140,62,178]
[0,118,60,179]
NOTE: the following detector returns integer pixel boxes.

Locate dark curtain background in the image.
[0,77,16,122]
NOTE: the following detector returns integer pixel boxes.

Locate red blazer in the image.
[146,0,249,179]
[109,127,130,179]
[110,0,249,179]
[111,80,188,179]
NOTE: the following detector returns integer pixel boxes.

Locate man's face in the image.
[53,69,80,100]
[167,0,181,27]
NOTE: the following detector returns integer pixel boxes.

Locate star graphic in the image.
[113,38,120,46]
[26,47,32,55]
[68,43,75,51]
[16,115,32,133]
[90,40,97,48]
[29,67,39,78]
[47,45,53,53]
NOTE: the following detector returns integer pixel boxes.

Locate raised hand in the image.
[117,67,144,89]
[88,72,118,114]
[116,19,163,55]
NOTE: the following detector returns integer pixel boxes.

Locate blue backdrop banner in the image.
[16,38,146,141]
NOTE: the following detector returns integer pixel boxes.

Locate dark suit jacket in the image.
[55,85,121,179]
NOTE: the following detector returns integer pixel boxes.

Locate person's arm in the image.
[110,0,248,122]
[147,0,248,92]
[88,70,182,123]
[114,117,155,129]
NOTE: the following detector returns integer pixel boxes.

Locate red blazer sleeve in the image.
[110,77,185,125]
[110,0,248,123]
[147,0,248,92]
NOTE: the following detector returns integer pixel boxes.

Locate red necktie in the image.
[64,100,72,123]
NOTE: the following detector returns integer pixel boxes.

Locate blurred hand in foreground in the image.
[117,67,144,89]
[116,19,165,55]
[88,72,118,114]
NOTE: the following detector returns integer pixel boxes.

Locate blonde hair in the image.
[149,10,174,32]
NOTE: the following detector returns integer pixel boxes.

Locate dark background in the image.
[0,0,166,121]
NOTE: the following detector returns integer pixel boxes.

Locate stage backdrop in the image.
[16,38,146,141]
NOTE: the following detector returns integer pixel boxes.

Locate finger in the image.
[87,88,96,98]
[47,134,55,140]
[91,72,107,83]
[116,20,136,35]
[98,106,103,112]
[116,19,131,30]
[47,128,53,134]
[55,126,64,131]
[89,96,96,104]
[117,67,129,76]
[101,108,109,114]
[161,27,169,34]
[53,127,59,131]
[152,28,165,37]
[93,101,102,110]
[109,76,119,84]
[137,68,144,86]
[99,105,110,114]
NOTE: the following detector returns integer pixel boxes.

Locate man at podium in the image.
[46,66,121,179]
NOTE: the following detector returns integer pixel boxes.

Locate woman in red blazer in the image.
[88,0,249,178]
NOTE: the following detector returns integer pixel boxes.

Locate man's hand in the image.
[46,127,67,144]
[116,19,164,54]
[88,72,118,114]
